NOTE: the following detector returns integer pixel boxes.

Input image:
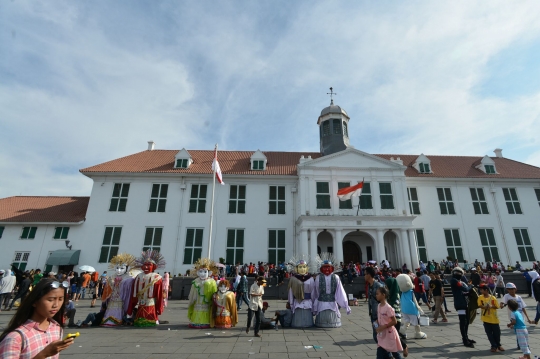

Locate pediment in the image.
[175,148,191,160]
[299,148,405,170]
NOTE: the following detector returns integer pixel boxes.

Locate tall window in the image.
[343,122,348,137]
[109,183,130,212]
[143,227,162,252]
[338,182,353,209]
[332,119,342,134]
[189,184,207,213]
[252,160,264,170]
[20,227,37,240]
[226,229,244,264]
[415,229,428,263]
[513,228,536,262]
[479,228,500,262]
[13,252,30,271]
[360,182,373,209]
[0,226,4,239]
[484,165,496,174]
[407,188,420,214]
[535,189,540,207]
[99,227,122,263]
[444,229,464,261]
[183,228,203,264]
[316,182,331,209]
[503,188,522,214]
[322,121,330,136]
[229,185,246,213]
[379,183,394,209]
[175,158,188,168]
[437,188,456,215]
[269,186,285,214]
[268,229,286,264]
[53,227,69,240]
[470,188,489,214]
[419,163,430,173]
[149,184,168,212]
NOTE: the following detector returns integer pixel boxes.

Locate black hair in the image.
[507,299,519,312]
[365,266,376,278]
[0,278,67,343]
[377,286,389,298]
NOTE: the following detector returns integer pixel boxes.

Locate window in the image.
[252,160,264,170]
[12,252,30,271]
[419,163,430,173]
[143,227,162,252]
[0,226,4,239]
[149,184,168,212]
[20,227,37,240]
[484,165,496,174]
[229,185,246,214]
[53,227,69,240]
[189,184,207,213]
[535,189,540,207]
[316,182,331,209]
[444,229,464,261]
[479,228,500,262]
[183,228,203,264]
[415,229,428,263]
[343,122,348,137]
[359,182,372,209]
[332,119,342,135]
[437,188,456,215]
[503,188,522,214]
[175,159,188,168]
[322,121,330,136]
[407,188,420,214]
[268,229,286,264]
[269,186,285,214]
[513,228,536,262]
[470,188,489,214]
[98,227,122,263]
[226,229,244,264]
[379,183,394,209]
[338,182,353,209]
[109,183,130,212]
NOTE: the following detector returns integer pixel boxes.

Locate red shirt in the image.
[0,319,62,359]
[413,277,425,293]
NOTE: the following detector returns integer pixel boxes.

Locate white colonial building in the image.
[1,101,540,275]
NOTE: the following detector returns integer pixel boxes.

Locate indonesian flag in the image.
[337,181,364,201]
[212,146,225,185]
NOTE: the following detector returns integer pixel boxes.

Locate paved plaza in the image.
[1,297,538,359]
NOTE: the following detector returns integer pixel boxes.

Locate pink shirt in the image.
[377,303,403,353]
[0,319,62,359]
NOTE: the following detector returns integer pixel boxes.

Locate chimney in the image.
[147,141,155,151]
[493,148,503,158]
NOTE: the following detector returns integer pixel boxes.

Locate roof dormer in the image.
[174,148,193,169]
[413,154,432,174]
[476,155,497,174]
[250,150,267,171]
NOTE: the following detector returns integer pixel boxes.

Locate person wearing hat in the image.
[478,284,504,352]
[259,302,277,330]
[470,267,481,287]
[500,283,531,323]
[246,276,265,337]
[450,267,475,348]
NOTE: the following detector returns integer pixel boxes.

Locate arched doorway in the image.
[343,241,361,264]
[384,231,400,268]
[342,230,375,263]
[317,231,334,256]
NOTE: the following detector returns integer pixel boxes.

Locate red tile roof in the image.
[79,149,540,179]
[0,197,89,223]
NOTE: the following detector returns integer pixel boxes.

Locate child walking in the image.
[507,299,531,359]
[0,278,75,358]
[375,286,403,359]
[477,284,504,352]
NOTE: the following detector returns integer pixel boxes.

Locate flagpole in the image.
[356,177,364,216]
[207,144,218,259]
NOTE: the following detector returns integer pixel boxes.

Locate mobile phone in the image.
[64,332,80,340]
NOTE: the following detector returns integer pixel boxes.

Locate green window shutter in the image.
[491,248,500,262]
[230,185,237,199]
[61,227,69,239]
[363,182,371,194]
[473,202,481,214]
[121,184,130,197]
[479,229,488,246]
[198,200,206,213]
[182,159,188,168]
[99,247,109,263]
[236,230,244,247]
[109,198,119,211]
[452,230,461,246]
[510,188,518,200]
[0,227,4,239]
[486,229,495,245]
[502,188,510,201]
[277,249,286,264]
[278,230,286,248]
[518,247,527,261]
[439,202,448,215]
[447,202,456,215]
[444,230,453,246]
[143,246,150,252]
[226,249,235,264]
[316,182,329,194]
[160,184,168,198]
[470,188,478,201]
[237,249,244,264]
[183,248,193,264]
[185,229,194,247]
[144,228,154,246]
[419,163,425,173]
[193,248,202,263]
[154,228,162,246]
[118,198,127,212]
[229,201,237,213]
[269,230,276,248]
[103,227,113,245]
[191,185,199,198]
[238,201,246,214]
[227,230,235,247]
[418,248,428,263]
[535,189,540,202]
[268,249,276,263]
[54,227,62,239]
[109,246,119,260]
[379,183,391,194]
[149,199,158,212]
[514,202,523,214]
[195,229,203,246]
[514,229,523,245]
[506,202,515,214]
[151,184,160,198]
[112,183,121,197]
[269,201,277,214]
[269,186,276,200]
[411,202,420,214]
[239,185,246,199]
[522,230,531,245]
[416,230,425,246]
[526,247,536,261]
[360,195,372,209]
[456,248,464,262]
[278,201,286,214]
[278,186,285,200]
[478,189,486,201]
[444,188,452,201]
[157,199,167,212]
[199,185,207,198]
[437,188,445,201]
[425,164,430,172]
[112,227,122,245]
[409,188,418,201]
[480,202,489,214]
[188,200,197,213]
[176,159,182,168]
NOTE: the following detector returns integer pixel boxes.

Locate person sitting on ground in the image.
[64,297,77,328]
[76,302,107,328]
[272,302,293,329]
[259,302,276,330]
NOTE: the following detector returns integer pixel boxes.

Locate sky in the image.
[1,1,540,198]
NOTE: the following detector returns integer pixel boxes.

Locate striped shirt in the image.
[0,319,62,359]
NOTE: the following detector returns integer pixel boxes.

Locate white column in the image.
[372,179,381,215]
[376,229,385,263]
[394,232,403,267]
[310,229,317,261]
[400,229,412,269]
[299,229,308,257]
[408,229,420,269]
[334,229,343,264]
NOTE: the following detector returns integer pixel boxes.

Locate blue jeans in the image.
[535,302,540,323]
[80,287,87,299]
[377,346,403,359]
[236,292,249,309]
[414,292,428,305]
[83,312,97,325]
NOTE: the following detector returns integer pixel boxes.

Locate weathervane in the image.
[327,87,336,105]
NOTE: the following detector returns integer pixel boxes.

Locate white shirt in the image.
[249,282,264,311]
[503,293,525,320]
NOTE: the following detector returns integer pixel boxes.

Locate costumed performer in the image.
[396,273,427,339]
[312,253,350,328]
[211,279,238,329]
[188,258,218,328]
[286,257,315,327]
[126,250,166,327]
[101,253,136,327]
[450,267,476,348]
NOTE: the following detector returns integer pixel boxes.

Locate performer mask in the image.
[321,264,333,276]
[115,264,127,276]
[142,261,156,274]
[198,268,209,280]
[296,263,309,275]
[219,285,228,293]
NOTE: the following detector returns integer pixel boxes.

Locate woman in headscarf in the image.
[386,277,408,357]
[529,270,540,324]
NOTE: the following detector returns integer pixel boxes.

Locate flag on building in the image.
[212,146,225,185]
[337,181,363,201]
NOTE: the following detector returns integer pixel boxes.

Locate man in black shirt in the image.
[7,274,31,310]
[470,268,481,287]
[429,273,447,323]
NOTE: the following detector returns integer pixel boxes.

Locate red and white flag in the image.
[337,181,363,201]
[212,146,225,185]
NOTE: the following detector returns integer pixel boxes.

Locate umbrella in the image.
[368,260,377,265]
[79,265,96,273]
[215,263,225,268]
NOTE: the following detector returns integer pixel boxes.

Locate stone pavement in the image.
[0,296,538,358]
